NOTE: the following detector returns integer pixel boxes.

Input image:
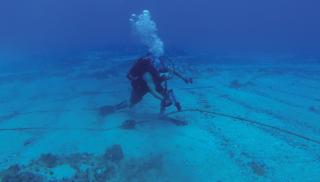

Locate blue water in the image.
[1,0,320,55]
[0,0,320,181]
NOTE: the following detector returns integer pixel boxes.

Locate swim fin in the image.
[98,101,128,117]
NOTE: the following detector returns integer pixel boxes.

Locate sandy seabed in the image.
[0,53,319,182]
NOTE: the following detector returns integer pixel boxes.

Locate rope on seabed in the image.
[0,108,319,146]
[166,109,320,146]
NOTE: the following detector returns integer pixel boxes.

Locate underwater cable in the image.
[0,120,149,132]
[0,108,319,145]
[166,109,320,145]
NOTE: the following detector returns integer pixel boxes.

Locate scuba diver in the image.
[99,53,192,116]
[99,10,192,116]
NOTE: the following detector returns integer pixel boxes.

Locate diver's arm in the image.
[168,67,193,84]
[143,72,164,100]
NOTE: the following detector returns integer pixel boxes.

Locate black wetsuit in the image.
[127,56,165,106]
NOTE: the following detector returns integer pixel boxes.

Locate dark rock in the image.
[93,166,116,182]
[104,145,124,163]
[2,171,43,182]
[39,153,59,168]
[121,120,136,130]
[1,165,21,181]
[7,164,21,174]
[66,153,91,167]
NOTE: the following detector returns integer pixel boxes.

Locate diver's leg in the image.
[129,88,147,108]
[159,89,181,115]
[109,89,146,113]
[167,89,182,111]
[99,83,147,116]
[159,89,170,116]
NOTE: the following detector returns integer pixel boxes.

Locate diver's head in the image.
[146,53,166,72]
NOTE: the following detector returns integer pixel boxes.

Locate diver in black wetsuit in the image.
[99,54,192,116]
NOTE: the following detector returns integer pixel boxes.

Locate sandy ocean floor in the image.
[0,53,319,181]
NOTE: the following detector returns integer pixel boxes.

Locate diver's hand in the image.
[183,77,193,84]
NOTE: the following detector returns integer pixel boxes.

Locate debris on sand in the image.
[248,161,266,176]
[0,145,125,181]
[104,145,124,163]
[0,142,171,181]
